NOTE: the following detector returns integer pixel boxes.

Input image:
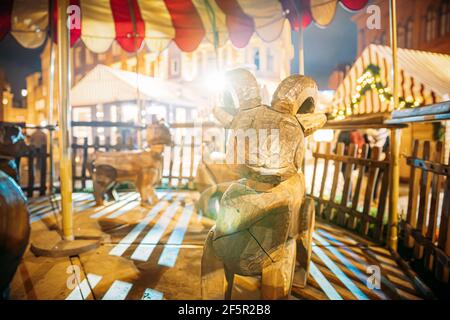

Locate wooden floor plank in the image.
[13,191,429,300]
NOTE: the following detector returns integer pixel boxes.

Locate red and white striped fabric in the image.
[332,45,450,116]
[0,0,368,53]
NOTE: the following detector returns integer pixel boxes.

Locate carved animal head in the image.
[223,68,261,110]
[146,120,172,147]
[271,75,318,115]
[214,68,326,137]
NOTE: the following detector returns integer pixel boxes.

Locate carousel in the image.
[0,0,449,301]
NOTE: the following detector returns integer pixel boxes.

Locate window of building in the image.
[380,32,387,45]
[112,41,121,56]
[171,58,180,76]
[85,48,94,65]
[447,2,450,34]
[98,53,106,62]
[74,47,83,68]
[440,2,450,36]
[206,51,216,73]
[425,7,438,41]
[253,48,260,70]
[266,48,274,73]
[406,19,414,48]
[398,25,406,47]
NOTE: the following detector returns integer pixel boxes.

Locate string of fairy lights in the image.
[331,64,423,120]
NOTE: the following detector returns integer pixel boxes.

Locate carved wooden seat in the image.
[90,120,171,206]
[200,69,326,299]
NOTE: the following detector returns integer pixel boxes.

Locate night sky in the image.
[0,4,357,99]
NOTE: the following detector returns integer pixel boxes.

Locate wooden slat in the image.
[168,145,175,187]
[359,147,381,236]
[318,143,332,216]
[38,147,47,196]
[81,137,88,189]
[189,136,195,183]
[323,143,344,220]
[405,140,420,248]
[177,136,185,187]
[105,136,111,152]
[347,145,369,230]
[436,151,450,282]
[312,153,389,168]
[374,163,389,242]
[424,141,444,270]
[413,141,431,259]
[337,144,357,226]
[310,142,321,196]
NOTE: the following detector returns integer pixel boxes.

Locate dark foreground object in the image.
[0,170,30,299]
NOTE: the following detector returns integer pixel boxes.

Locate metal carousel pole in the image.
[47,0,55,195]
[57,0,74,240]
[31,0,111,257]
[298,11,305,76]
[388,0,400,251]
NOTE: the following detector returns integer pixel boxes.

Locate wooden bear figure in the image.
[90,120,171,206]
[201,69,326,300]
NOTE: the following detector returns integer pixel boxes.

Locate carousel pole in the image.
[57,0,74,240]
[298,12,305,75]
[31,5,102,254]
[47,0,55,195]
[388,0,400,251]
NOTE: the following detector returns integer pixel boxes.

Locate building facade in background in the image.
[329,0,450,89]
[25,22,293,128]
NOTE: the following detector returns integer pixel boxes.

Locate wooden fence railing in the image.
[71,135,136,189]
[17,146,48,197]
[401,140,450,283]
[71,122,220,190]
[71,135,201,190]
[308,142,390,243]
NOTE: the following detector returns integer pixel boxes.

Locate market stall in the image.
[330,44,450,179]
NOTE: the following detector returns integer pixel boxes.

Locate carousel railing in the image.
[19,146,48,197]
[308,142,390,243]
[71,121,223,191]
[71,121,144,190]
[0,122,52,198]
[385,102,450,288]
[401,139,450,284]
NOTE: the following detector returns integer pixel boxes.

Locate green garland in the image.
[331,64,423,119]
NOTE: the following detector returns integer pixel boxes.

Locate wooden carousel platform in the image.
[10,191,427,300]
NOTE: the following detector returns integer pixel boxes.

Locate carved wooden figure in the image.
[90,121,171,206]
[200,69,326,300]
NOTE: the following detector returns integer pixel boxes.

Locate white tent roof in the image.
[71,64,206,108]
[332,45,450,115]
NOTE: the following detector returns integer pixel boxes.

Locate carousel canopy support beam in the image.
[388,0,400,251]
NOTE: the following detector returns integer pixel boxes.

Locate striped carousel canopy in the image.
[331,44,450,118]
[0,0,368,53]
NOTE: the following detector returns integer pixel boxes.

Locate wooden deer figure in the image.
[90,120,171,206]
